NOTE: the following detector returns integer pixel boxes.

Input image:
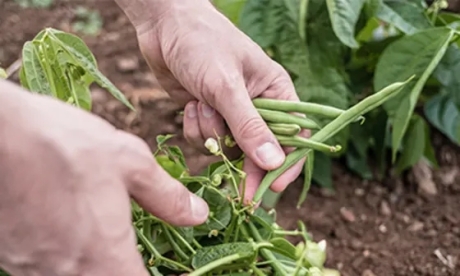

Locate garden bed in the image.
[1,1,459,275]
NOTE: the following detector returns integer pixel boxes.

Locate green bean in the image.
[268,123,301,136]
[252,76,415,203]
[253,98,365,123]
[257,108,320,130]
[275,135,342,153]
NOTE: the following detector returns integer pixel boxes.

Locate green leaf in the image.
[268,238,297,259]
[47,29,134,110]
[155,155,185,179]
[21,41,52,95]
[165,146,188,171]
[239,0,287,48]
[191,242,255,269]
[423,123,438,168]
[156,134,175,148]
[325,0,366,48]
[194,187,232,235]
[433,44,460,108]
[376,0,432,35]
[374,27,454,161]
[297,150,314,208]
[312,152,332,188]
[214,0,247,24]
[395,114,426,174]
[424,93,460,145]
[304,240,326,268]
[18,66,30,90]
[363,0,382,17]
[0,68,6,79]
[345,124,373,179]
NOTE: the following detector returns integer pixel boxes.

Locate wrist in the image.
[115,0,213,32]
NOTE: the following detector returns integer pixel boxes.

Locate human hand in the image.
[129,0,309,203]
[0,81,208,275]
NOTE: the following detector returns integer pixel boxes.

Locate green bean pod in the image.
[252,76,415,203]
[257,108,320,130]
[253,98,365,123]
[268,123,302,136]
[275,135,342,153]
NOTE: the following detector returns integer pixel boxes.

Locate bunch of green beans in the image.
[251,75,415,203]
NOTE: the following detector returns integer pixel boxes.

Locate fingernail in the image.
[187,103,197,118]
[190,194,209,222]
[256,142,285,168]
[201,104,215,118]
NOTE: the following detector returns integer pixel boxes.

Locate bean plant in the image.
[214,0,460,188]
[0,27,414,275]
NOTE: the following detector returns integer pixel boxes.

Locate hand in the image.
[0,81,208,275]
[132,0,309,203]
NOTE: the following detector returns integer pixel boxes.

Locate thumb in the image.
[208,79,285,171]
[125,148,209,227]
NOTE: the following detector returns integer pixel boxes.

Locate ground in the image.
[1,1,459,275]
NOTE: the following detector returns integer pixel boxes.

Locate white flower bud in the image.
[204,138,219,155]
[318,239,327,252]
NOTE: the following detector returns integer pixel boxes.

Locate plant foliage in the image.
[215,0,460,187]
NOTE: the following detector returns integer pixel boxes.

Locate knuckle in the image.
[235,115,267,141]
[202,70,241,107]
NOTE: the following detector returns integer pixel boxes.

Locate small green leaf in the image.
[297,150,314,208]
[155,155,185,179]
[424,93,460,145]
[395,115,426,174]
[166,146,188,171]
[194,187,232,235]
[213,0,247,24]
[48,29,134,110]
[191,242,255,269]
[156,134,175,147]
[18,66,30,90]
[0,68,6,79]
[304,240,326,268]
[423,124,439,168]
[325,0,366,48]
[374,27,454,162]
[268,238,297,259]
[21,41,52,95]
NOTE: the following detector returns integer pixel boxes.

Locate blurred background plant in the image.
[213,0,460,204]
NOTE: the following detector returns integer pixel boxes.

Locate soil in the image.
[1,1,459,275]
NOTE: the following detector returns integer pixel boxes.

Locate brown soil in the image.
[1,1,459,275]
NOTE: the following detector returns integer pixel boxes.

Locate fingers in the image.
[183,101,207,152]
[183,101,242,159]
[120,132,209,227]
[206,78,286,171]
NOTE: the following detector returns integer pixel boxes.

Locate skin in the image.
[0,0,307,275]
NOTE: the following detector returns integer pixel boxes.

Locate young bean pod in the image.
[275,135,342,153]
[253,98,365,123]
[252,76,415,203]
[257,108,320,130]
[268,123,302,136]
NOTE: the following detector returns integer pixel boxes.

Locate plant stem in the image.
[161,225,189,261]
[246,223,287,275]
[166,225,196,254]
[252,264,268,276]
[188,253,245,276]
[135,227,192,272]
